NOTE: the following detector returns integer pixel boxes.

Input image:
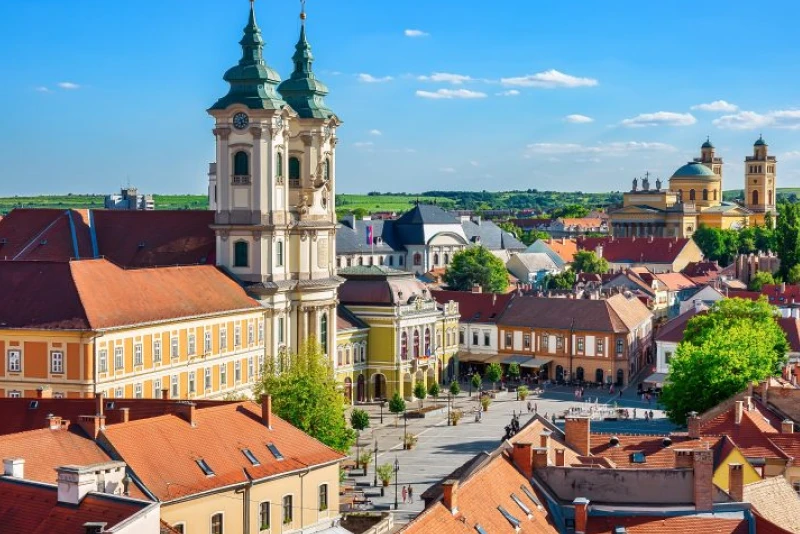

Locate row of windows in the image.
[6,349,65,374]
[748,164,774,174]
[502,332,624,355]
[231,151,330,186]
[233,240,284,268]
[676,188,718,202]
[398,328,456,360]
[337,254,405,268]
[460,329,491,347]
[337,342,367,366]
[750,190,774,206]
[174,485,328,534]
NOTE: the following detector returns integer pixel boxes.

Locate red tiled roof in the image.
[655,272,697,292]
[699,401,788,459]
[102,401,344,502]
[589,434,718,469]
[578,237,693,264]
[655,306,706,343]
[401,452,558,534]
[540,238,578,263]
[0,397,229,436]
[0,477,149,534]
[0,259,261,330]
[755,513,797,534]
[560,217,605,228]
[0,208,215,267]
[682,261,721,285]
[778,318,800,352]
[431,290,515,324]
[586,514,748,534]
[768,434,800,460]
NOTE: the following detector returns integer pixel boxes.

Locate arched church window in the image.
[320,313,328,353]
[413,253,422,266]
[234,151,249,177]
[769,190,774,205]
[388,256,394,266]
[358,257,363,266]
[753,190,759,205]
[289,157,301,185]
[276,240,284,267]
[324,158,331,181]
[276,152,283,178]
[400,332,408,360]
[444,253,450,264]
[413,330,420,358]
[433,253,439,265]
[689,189,696,201]
[233,241,249,267]
[702,189,708,201]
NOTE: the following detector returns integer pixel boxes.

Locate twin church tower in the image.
[208,1,340,360]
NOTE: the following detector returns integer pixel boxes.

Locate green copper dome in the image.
[754,135,767,146]
[671,162,717,179]
[277,19,335,120]
[209,3,286,111]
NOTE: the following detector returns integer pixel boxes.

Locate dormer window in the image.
[630,451,646,464]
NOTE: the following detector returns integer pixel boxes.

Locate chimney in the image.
[261,394,273,429]
[47,414,63,430]
[693,299,703,313]
[37,386,53,399]
[728,463,744,502]
[117,408,130,424]
[512,442,533,480]
[3,458,24,478]
[95,392,105,418]
[744,395,752,411]
[564,416,590,456]
[77,415,106,440]
[161,389,169,400]
[782,419,795,434]
[472,284,483,294]
[692,449,714,511]
[674,449,693,468]
[174,402,197,427]
[442,479,459,514]
[555,448,565,467]
[781,282,787,293]
[83,523,107,534]
[573,497,590,534]
[57,465,97,505]
[533,447,549,469]
[734,400,744,425]
[540,430,552,450]
[687,411,701,439]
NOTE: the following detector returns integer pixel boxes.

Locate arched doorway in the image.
[356,374,366,403]
[404,373,413,400]
[595,369,604,384]
[555,365,564,382]
[616,369,625,387]
[344,377,352,403]
[576,367,584,382]
[752,190,759,205]
[373,374,386,400]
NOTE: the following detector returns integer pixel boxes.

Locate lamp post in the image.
[393,457,400,510]
[380,401,385,425]
[447,392,452,426]
[403,409,407,441]
[373,440,379,487]
[356,430,361,474]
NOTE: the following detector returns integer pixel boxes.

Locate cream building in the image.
[610,138,776,238]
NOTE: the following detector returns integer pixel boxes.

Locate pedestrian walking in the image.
[402,485,408,503]
[649,410,654,420]
[618,389,623,398]
[534,403,538,413]
[633,408,637,419]
[408,485,413,502]
[527,400,532,413]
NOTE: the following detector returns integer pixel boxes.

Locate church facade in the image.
[610,138,777,238]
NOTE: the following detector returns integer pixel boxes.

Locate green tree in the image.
[352,207,368,219]
[546,270,576,290]
[444,246,508,293]
[449,380,461,397]
[388,391,406,426]
[471,372,482,395]
[255,339,355,452]
[660,298,788,424]
[788,265,800,284]
[428,382,440,405]
[507,362,521,382]
[485,363,503,391]
[765,211,774,230]
[572,250,609,274]
[551,204,589,219]
[413,381,427,408]
[692,225,739,265]
[777,203,800,278]
[350,408,370,432]
[748,271,776,291]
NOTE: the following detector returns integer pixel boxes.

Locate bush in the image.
[413,381,427,407]
[486,363,502,390]
[449,380,461,396]
[357,450,373,468]
[507,362,521,381]
[471,373,482,393]
[449,409,463,425]
[350,408,370,431]
[388,391,406,414]
[480,395,492,412]
[518,385,529,400]
[376,463,394,484]
[428,382,440,402]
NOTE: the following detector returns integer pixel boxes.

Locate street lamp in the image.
[373,440,379,488]
[447,392,452,426]
[403,409,407,441]
[356,430,361,474]
[393,457,400,510]
[380,401,385,425]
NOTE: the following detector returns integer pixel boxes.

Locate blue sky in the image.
[2,0,800,196]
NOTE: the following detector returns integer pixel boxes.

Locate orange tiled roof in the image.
[590,434,718,469]
[0,477,149,534]
[654,272,697,292]
[541,238,578,263]
[401,453,558,534]
[768,434,800,459]
[102,401,344,502]
[586,514,748,534]
[699,401,788,459]
[0,259,261,330]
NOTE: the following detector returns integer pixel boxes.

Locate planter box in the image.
[405,407,447,419]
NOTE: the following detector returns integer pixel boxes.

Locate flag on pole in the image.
[366,225,373,246]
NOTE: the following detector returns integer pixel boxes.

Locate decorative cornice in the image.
[213,127,232,141]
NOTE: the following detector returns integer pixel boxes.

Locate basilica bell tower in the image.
[208,0,341,362]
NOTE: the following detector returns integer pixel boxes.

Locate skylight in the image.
[498,506,521,529]
[630,452,646,464]
[196,459,215,476]
[511,493,532,517]
[242,448,260,466]
[267,443,284,461]
[521,485,544,510]
[475,525,488,534]
[29,401,39,409]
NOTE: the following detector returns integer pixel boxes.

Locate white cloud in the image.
[501,69,598,88]
[711,109,800,130]
[565,114,594,124]
[353,141,374,148]
[358,73,393,83]
[415,88,487,100]
[496,90,520,97]
[57,82,80,90]
[440,167,456,173]
[404,29,429,37]
[691,100,738,112]
[525,141,676,157]
[417,72,472,84]
[782,150,800,159]
[620,111,696,127]
[369,129,382,136]
[470,160,479,167]
[34,86,51,93]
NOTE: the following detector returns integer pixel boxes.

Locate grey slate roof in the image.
[395,204,460,225]
[462,219,526,251]
[336,219,404,254]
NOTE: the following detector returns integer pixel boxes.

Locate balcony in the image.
[232,175,251,185]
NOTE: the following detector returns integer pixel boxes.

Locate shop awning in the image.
[520,357,553,368]
[501,355,531,365]
[643,372,667,386]
[458,353,498,364]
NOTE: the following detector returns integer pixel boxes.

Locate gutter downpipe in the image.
[240,469,253,534]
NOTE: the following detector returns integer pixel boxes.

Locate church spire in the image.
[209,0,286,111]
[278,0,335,119]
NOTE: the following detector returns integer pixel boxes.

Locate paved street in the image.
[347,382,676,527]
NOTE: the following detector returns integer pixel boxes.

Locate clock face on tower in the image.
[232,112,249,130]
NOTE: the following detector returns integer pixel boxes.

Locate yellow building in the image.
[336,266,460,401]
[610,138,776,238]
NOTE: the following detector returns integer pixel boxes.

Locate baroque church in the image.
[610,137,778,238]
